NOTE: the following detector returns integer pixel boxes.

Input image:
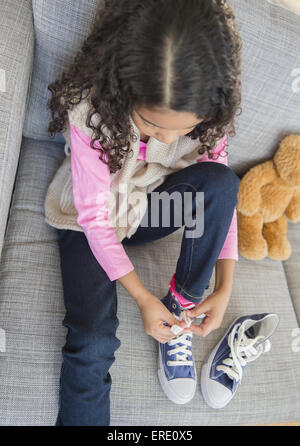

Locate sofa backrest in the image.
[23,0,300,176]
[227,0,300,176]
[23,0,101,145]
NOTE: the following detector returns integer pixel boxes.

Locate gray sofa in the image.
[0,0,300,426]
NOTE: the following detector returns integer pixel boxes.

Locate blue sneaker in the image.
[158,290,198,405]
[201,313,280,409]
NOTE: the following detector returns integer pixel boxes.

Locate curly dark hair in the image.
[48,0,242,174]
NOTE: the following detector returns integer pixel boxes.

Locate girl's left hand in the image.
[181,289,232,338]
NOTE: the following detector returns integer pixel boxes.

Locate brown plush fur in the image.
[237,134,300,260]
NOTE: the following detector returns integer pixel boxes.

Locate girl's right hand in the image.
[138,294,187,344]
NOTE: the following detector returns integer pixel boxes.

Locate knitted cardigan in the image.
[44,95,224,242]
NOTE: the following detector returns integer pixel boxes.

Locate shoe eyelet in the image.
[167,361,171,366]
[64,143,71,157]
[172,303,177,310]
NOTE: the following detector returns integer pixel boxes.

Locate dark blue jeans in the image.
[55,162,240,426]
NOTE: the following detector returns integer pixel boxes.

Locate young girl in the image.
[46,0,242,425]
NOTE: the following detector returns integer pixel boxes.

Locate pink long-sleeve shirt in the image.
[70,123,238,282]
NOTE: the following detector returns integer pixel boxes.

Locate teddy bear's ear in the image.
[237,161,277,216]
[273,134,300,187]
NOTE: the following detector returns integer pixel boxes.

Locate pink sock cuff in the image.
[169,274,195,309]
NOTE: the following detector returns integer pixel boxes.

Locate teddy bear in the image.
[237,134,300,261]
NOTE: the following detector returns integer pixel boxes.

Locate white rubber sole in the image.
[157,344,197,405]
[200,363,232,409]
[200,316,242,409]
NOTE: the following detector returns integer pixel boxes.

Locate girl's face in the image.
[132,106,204,145]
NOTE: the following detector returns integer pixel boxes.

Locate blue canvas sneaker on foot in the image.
[158,290,198,405]
[201,313,280,409]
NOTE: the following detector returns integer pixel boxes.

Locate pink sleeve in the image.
[196,135,239,261]
[70,123,135,281]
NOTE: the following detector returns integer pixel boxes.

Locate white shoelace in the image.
[167,310,205,367]
[216,323,271,383]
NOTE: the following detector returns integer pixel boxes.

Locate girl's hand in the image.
[182,288,232,338]
[138,294,187,344]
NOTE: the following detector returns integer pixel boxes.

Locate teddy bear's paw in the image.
[263,217,292,261]
[238,238,268,260]
[237,189,262,216]
[285,209,300,223]
[267,237,292,261]
[237,212,268,260]
[237,161,277,216]
[285,189,300,223]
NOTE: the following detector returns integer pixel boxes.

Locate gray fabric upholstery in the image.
[0,0,300,426]
[22,0,102,144]
[0,0,34,260]
[0,138,67,426]
[0,138,299,425]
[283,222,300,325]
[226,0,300,176]
[113,229,300,426]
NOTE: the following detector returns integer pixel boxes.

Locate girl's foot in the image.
[158,291,197,404]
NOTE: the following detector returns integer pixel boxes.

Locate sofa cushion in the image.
[0,137,299,425]
[0,0,34,257]
[112,231,300,425]
[22,0,102,144]
[283,221,300,325]
[226,0,300,176]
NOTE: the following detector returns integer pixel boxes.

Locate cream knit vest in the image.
[44,95,209,242]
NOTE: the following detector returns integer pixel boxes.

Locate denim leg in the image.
[55,229,121,426]
[123,162,240,304]
[173,163,240,303]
